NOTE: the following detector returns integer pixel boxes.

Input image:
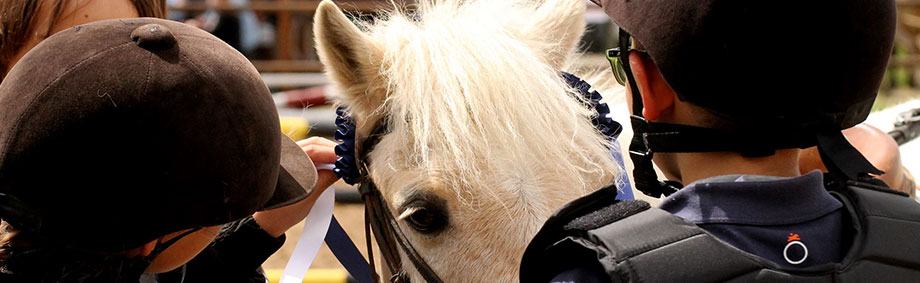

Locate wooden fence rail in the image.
[169,0,401,73]
[171,1,920,76]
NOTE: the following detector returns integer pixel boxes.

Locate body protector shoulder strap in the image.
[520,178,920,282]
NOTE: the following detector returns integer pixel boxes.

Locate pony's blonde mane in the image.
[359,0,618,204]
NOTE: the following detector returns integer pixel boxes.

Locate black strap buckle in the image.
[628,115,680,198]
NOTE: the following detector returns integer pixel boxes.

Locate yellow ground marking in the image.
[264,268,348,283]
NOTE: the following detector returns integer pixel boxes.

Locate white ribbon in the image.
[278,170,336,283]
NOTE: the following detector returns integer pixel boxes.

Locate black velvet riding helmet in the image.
[0,18,317,252]
[592,0,897,197]
[597,0,895,130]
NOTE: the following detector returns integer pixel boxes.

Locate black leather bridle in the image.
[353,118,445,283]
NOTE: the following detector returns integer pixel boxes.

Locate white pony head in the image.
[315,0,619,281]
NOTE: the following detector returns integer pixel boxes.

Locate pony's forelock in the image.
[358,0,619,206]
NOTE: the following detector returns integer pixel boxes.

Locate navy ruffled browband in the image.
[334,108,361,185]
[333,73,624,185]
[562,72,622,140]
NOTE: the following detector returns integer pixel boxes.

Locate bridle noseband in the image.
[332,73,621,283]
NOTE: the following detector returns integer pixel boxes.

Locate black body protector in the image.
[520,175,920,282]
[522,0,920,281]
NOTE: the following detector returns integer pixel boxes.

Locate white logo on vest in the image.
[784,233,809,265]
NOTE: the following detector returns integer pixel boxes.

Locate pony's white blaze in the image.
[315,0,622,281]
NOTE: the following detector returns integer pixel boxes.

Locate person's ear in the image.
[629,52,676,121]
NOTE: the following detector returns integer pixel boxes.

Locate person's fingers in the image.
[297,136,337,147]
[301,143,339,165]
[297,137,338,164]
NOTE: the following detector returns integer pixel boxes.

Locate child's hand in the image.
[254,137,341,238]
[297,137,340,192]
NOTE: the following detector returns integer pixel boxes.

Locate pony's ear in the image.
[522,0,586,69]
[314,0,383,114]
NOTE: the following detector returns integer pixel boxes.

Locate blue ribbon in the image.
[324,216,373,283]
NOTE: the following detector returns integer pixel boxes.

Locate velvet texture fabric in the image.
[597,0,896,130]
[0,18,315,253]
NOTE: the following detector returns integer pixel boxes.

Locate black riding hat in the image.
[598,0,896,130]
[593,0,896,197]
[0,18,317,252]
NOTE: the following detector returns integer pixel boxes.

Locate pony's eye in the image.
[406,207,444,233]
[401,198,448,234]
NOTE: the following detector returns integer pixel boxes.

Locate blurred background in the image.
[163,1,920,282]
[166,0,920,114]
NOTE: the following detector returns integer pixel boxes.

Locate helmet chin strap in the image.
[629,114,681,198]
[629,113,885,198]
[815,129,884,181]
[619,30,681,198]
